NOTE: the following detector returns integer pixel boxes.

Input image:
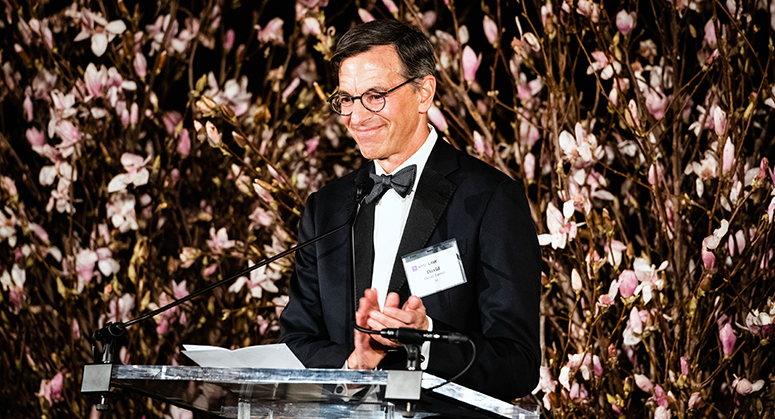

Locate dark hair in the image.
[331,20,436,88]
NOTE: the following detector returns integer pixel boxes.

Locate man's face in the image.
[338,45,431,172]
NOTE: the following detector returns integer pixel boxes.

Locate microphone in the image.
[354,168,374,203]
[377,327,469,345]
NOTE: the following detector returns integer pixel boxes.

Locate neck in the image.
[375,123,430,174]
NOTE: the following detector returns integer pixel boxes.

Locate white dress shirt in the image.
[371,126,437,369]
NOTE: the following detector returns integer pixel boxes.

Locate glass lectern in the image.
[82,364,540,418]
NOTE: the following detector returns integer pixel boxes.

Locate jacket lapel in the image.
[387,140,458,297]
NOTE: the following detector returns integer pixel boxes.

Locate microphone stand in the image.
[89,197,360,410]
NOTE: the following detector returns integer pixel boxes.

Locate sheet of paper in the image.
[182,343,305,369]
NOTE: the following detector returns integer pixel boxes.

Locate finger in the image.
[384,292,400,308]
[402,295,425,311]
[371,335,402,348]
[378,307,415,324]
[369,309,412,328]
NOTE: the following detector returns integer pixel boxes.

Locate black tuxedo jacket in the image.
[279,139,541,400]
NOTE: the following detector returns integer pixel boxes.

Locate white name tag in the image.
[401,239,467,298]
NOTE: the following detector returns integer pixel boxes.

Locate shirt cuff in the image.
[421,316,433,370]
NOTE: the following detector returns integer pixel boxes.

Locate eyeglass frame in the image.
[326,77,418,116]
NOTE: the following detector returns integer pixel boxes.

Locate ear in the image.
[417,75,436,113]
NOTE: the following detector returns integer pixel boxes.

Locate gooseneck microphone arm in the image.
[92,173,372,364]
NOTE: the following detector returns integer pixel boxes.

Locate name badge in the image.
[401,239,467,298]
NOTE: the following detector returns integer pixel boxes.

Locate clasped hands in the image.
[346,288,429,370]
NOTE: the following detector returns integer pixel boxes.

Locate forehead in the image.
[338,45,403,92]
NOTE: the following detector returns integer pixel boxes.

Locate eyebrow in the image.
[337,85,389,96]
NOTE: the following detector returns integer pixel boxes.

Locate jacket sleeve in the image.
[426,178,542,401]
[278,192,351,368]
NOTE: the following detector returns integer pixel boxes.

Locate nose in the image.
[346,98,373,124]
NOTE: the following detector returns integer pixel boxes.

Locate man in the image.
[279,19,541,401]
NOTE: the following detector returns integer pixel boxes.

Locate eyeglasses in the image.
[327,77,417,116]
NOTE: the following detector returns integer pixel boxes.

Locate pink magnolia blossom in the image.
[172,280,189,300]
[301,17,321,36]
[587,51,621,80]
[249,206,274,230]
[598,279,619,307]
[711,106,727,135]
[633,257,667,303]
[253,182,274,203]
[108,153,151,192]
[722,137,734,173]
[46,178,74,214]
[744,309,774,335]
[240,263,281,298]
[52,120,83,157]
[75,249,98,292]
[537,201,577,249]
[281,77,301,101]
[179,247,201,269]
[616,10,636,35]
[37,372,64,406]
[571,268,582,292]
[272,295,289,317]
[421,11,437,29]
[623,307,649,345]
[257,314,270,335]
[569,381,588,399]
[204,73,252,117]
[305,137,320,155]
[559,122,602,162]
[106,192,138,232]
[627,99,641,127]
[462,46,481,82]
[703,19,717,48]
[516,73,544,100]
[644,88,668,120]
[605,239,626,267]
[523,152,536,181]
[357,8,375,23]
[73,9,127,57]
[654,406,671,419]
[701,247,716,269]
[0,177,16,199]
[207,227,236,254]
[688,392,702,408]
[177,129,191,156]
[618,270,638,298]
[702,219,728,250]
[634,373,653,392]
[732,376,765,395]
[257,17,285,43]
[531,366,557,409]
[26,126,46,149]
[680,356,689,375]
[108,294,135,323]
[576,0,600,22]
[24,90,33,121]
[728,229,746,256]
[96,247,120,277]
[427,105,448,132]
[652,385,669,408]
[376,0,396,14]
[719,322,736,356]
[483,15,498,44]
[134,52,147,77]
[168,405,194,419]
[472,131,493,157]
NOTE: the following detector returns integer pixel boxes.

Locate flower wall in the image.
[0,0,773,418]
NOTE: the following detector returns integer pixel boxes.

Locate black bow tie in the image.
[364,164,417,204]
